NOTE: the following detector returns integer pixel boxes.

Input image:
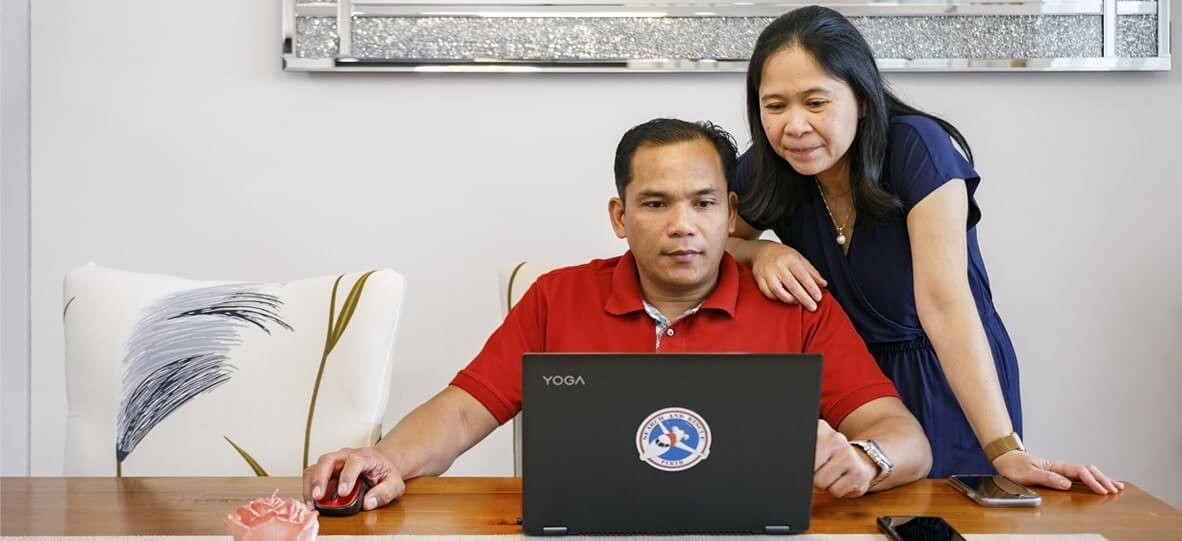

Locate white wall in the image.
[1,0,32,477]
[12,0,1181,508]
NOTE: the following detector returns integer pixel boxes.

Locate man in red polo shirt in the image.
[305,119,932,512]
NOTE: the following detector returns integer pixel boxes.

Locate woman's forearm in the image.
[909,180,1014,454]
[916,291,1014,449]
[726,236,767,266]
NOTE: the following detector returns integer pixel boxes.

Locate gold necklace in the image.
[815,179,852,246]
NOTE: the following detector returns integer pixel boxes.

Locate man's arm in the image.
[378,385,499,478]
[802,292,931,497]
[812,397,930,498]
[302,385,498,510]
[304,279,549,510]
[837,396,932,490]
[812,397,931,499]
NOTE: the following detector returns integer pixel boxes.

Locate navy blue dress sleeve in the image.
[886,116,983,228]
[730,148,772,231]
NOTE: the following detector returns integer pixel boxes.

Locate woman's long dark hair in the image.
[743,6,973,225]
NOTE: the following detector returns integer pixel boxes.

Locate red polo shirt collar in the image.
[604,251,738,318]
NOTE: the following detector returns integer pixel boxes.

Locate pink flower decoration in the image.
[225,491,319,541]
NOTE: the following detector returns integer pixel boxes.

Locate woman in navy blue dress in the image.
[727,6,1120,493]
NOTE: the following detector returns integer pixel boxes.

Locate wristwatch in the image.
[849,439,893,488]
[983,432,1025,464]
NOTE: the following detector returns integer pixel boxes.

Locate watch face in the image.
[852,440,891,484]
[865,441,892,468]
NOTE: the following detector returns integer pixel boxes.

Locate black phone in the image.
[877,515,966,541]
[949,474,1042,507]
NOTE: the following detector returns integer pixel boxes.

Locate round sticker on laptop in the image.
[637,407,711,471]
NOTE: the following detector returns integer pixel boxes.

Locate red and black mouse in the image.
[314,476,370,516]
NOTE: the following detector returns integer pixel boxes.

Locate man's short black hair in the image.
[613,118,739,199]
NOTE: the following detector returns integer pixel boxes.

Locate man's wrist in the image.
[852,445,878,476]
[849,439,893,488]
[376,444,410,479]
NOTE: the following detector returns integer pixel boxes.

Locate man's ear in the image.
[728,191,738,234]
[609,197,627,240]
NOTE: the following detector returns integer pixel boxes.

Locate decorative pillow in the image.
[62,264,405,476]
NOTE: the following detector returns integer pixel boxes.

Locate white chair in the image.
[499,261,559,476]
[62,264,405,476]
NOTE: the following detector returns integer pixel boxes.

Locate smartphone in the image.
[877,515,965,541]
[949,474,1042,507]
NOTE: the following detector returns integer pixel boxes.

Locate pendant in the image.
[836,233,847,246]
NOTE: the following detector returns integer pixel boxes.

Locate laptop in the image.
[522,353,823,535]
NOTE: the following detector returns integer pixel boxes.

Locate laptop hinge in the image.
[764,525,793,534]
[542,526,569,536]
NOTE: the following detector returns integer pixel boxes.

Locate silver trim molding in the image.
[282,0,1171,72]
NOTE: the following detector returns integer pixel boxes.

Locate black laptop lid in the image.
[522,353,822,535]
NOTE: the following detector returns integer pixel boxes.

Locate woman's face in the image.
[758,47,861,179]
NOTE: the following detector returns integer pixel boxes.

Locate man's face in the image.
[610,138,737,297]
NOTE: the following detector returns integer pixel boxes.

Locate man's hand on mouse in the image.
[303,447,405,512]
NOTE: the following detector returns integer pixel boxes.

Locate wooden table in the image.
[2,477,1180,539]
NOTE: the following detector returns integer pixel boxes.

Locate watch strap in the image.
[983,432,1025,463]
[849,439,892,487]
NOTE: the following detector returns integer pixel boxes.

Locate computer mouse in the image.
[314,476,370,516]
